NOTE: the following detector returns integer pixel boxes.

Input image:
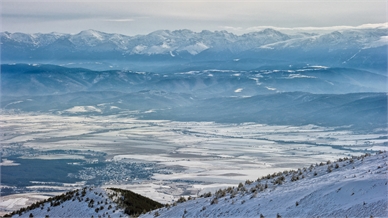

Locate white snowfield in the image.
[141,152,388,218]
[10,187,127,218]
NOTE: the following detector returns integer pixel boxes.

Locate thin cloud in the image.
[103,19,135,22]
[245,23,388,33]
[219,26,243,32]
[2,1,386,35]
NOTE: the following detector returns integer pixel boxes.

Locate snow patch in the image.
[0,198,28,209]
[64,106,102,113]
[287,74,317,79]
[310,65,329,69]
[132,45,147,53]
[0,159,20,166]
[366,35,388,48]
[265,86,276,91]
[180,42,209,55]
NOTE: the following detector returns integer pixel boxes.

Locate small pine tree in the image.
[204,192,212,198]
[245,180,253,185]
[177,196,186,203]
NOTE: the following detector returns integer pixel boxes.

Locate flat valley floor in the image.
[1,112,387,215]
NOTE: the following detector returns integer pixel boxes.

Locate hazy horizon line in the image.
[2,22,387,36]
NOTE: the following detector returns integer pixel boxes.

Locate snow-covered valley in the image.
[4,151,387,217]
[1,113,387,216]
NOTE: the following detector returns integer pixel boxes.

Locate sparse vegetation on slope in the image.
[140,151,388,218]
[4,187,162,218]
[107,188,163,217]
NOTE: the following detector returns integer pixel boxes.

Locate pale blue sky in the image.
[1,0,387,35]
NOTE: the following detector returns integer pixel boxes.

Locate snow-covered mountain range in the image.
[2,24,387,72]
[5,152,388,217]
[2,26,387,55]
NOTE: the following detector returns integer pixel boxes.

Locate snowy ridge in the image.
[1,25,387,56]
[259,28,388,50]
[2,25,387,72]
[140,152,388,218]
[6,187,163,218]
[7,187,126,217]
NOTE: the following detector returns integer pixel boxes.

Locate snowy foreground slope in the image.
[7,187,162,218]
[141,152,388,218]
[6,152,387,217]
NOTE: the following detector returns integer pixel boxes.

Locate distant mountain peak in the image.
[148,29,172,36]
[172,29,194,34]
[77,29,105,39]
[259,28,283,34]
